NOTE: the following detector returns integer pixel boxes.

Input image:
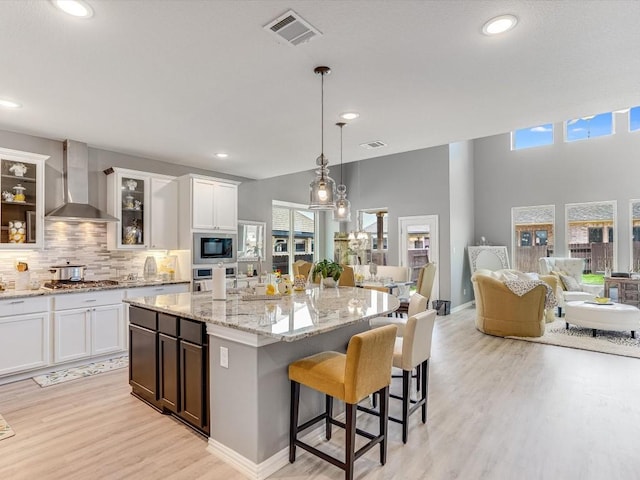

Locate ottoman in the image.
[564,301,640,338]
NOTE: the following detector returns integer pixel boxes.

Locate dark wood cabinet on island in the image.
[129,306,209,435]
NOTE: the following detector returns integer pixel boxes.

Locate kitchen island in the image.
[124,287,399,480]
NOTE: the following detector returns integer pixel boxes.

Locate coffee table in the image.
[564,300,640,338]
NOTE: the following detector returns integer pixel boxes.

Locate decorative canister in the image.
[293,274,307,291]
[125,179,137,191]
[12,184,26,202]
[278,275,293,295]
[8,220,26,243]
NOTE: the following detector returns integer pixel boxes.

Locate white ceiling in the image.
[1,1,640,180]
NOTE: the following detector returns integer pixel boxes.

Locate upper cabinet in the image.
[192,178,237,231]
[0,147,48,249]
[178,175,239,248]
[106,168,178,250]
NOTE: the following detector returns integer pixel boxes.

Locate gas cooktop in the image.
[42,280,120,290]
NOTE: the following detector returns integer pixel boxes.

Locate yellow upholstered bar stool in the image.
[288,324,398,480]
[360,310,436,443]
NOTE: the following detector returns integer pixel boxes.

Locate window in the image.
[566,201,616,274]
[512,124,553,150]
[358,208,388,264]
[272,202,316,275]
[511,205,554,272]
[566,112,613,142]
[630,106,640,132]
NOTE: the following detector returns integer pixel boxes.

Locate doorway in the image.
[398,215,439,302]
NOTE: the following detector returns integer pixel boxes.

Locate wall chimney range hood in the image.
[45,140,119,222]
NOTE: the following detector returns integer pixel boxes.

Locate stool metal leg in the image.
[325,395,333,440]
[345,403,356,480]
[289,381,300,463]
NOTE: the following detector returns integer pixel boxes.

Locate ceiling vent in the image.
[360,141,388,150]
[264,10,322,46]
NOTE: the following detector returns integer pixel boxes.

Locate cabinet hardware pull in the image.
[154,288,164,292]
[85,299,97,303]
[10,300,25,304]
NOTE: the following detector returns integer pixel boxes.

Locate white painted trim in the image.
[207,421,332,480]
[0,146,50,162]
[206,323,279,347]
[451,301,474,313]
[272,199,308,209]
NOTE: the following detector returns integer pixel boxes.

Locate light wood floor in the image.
[1,308,639,480]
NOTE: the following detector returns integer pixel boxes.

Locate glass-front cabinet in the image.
[105,167,150,250]
[0,147,48,248]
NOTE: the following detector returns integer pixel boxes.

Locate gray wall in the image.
[0,128,247,213]
[473,110,640,272]
[449,141,475,306]
[342,145,452,302]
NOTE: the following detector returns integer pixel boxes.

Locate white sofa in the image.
[538,257,602,316]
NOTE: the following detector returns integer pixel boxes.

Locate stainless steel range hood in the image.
[46,140,119,222]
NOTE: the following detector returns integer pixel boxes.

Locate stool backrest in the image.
[293,260,312,279]
[416,263,437,303]
[339,265,356,287]
[407,293,428,317]
[400,310,436,371]
[344,324,397,404]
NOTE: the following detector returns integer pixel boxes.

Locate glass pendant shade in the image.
[332,184,351,221]
[309,155,336,209]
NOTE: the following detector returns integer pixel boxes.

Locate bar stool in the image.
[288,324,398,480]
[360,310,436,443]
[369,293,428,336]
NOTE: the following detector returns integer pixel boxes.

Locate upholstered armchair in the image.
[471,271,547,337]
[538,257,601,315]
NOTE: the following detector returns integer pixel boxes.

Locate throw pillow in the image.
[559,273,582,292]
[550,270,567,290]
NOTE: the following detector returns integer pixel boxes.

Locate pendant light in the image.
[333,122,351,222]
[309,66,337,210]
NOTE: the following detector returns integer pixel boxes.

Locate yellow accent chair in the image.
[471,271,548,337]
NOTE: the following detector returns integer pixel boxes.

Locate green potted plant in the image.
[311,259,344,287]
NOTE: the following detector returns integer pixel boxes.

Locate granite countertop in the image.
[124,287,400,342]
[0,279,190,300]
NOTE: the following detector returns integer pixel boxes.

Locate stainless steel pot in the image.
[49,263,87,281]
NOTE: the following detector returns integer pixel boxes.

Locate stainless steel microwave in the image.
[193,232,237,264]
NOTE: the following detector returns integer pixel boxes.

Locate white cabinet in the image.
[178,175,239,248]
[0,147,48,249]
[106,168,178,250]
[0,296,50,376]
[150,176,178,249]
[191,178,237,231]
[52,290,125,363]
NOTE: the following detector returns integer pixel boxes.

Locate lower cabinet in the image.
[53,291,125,363]
[129,306,209,435]
[0,296,50,376]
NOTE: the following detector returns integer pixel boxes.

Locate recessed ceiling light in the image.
[482,14,518,35]
[215,153,229,159]
[0,98,22,109]
[340,112,360,120]
[51,0,94,18]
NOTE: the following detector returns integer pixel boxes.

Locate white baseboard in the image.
[207,412,347,479]
[451,301,474,313]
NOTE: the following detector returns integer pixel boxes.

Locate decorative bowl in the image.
[594,297,611,304]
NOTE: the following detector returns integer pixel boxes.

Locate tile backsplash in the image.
[0,222,187,287]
